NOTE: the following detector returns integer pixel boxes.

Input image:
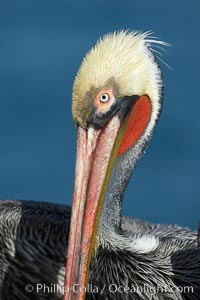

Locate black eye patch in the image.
[87,101,120,129]
[87,95,139,130]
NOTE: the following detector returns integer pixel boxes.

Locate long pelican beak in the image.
[64,115,121,300]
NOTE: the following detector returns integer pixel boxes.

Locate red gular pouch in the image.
[118,95,152,156]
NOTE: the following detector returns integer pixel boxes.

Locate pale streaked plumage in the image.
[0,200,199,300]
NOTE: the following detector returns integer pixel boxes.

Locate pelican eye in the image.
[100,93,110,103]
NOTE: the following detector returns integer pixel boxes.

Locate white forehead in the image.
[73,30,164,113]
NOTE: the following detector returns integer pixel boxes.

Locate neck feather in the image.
[99,97,162,239]
[99,136,149,234]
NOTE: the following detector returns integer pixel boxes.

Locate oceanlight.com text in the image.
[25,283,194,296]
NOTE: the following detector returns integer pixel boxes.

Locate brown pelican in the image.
[0,31,199,300]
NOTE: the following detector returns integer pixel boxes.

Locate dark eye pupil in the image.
[102,95,106,100]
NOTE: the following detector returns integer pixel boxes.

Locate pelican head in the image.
[65,31,164,300]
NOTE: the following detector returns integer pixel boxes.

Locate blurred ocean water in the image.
[0,0,199,229]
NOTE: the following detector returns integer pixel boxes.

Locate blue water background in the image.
[0,0,199,229]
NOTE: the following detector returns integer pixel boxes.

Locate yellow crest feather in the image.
[72,30,165,127]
